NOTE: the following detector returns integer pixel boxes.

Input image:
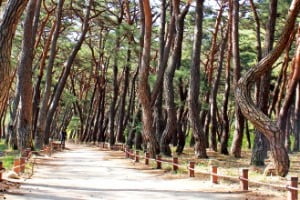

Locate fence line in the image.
[101,144,298,200]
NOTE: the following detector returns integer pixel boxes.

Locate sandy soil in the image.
[4,144,282,200]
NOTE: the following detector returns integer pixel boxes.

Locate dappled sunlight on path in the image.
[6,144,247,200]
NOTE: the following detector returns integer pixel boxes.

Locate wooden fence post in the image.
[125,148,129,158]
[130,150,134,160]
[211,166,218,184]
[26,148,31,158]
[20,157,26,173]
[13,159,20,174]
[287,177,298,200]
[135,151,139,162]
[189,161,195,177]
[156,155,162,169]
[240,168,249,191]
[145,152,149,165]
[0,161,3,181]
[173,157,178,171]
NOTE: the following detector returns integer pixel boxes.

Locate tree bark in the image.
[160,0,190,156]
[44,0,92,144]
[220,3,232,155]
[31,0,47,137]
[278,25,300,151]
[294,82,300,151]
[278,25,300,148]
[251,0,277,166]
[0,0,29,123]
[108,37,120,147]
[231,0,244,158]
[35,0,64,149]
[137,0,159,158]
[236,0,300,177]
[188,0,207,158]
[153,0,167,141]
[209,27,228,152]
[116,49,130,143]
[17,0,37,149]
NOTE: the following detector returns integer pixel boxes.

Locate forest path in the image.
[5,143,248,200]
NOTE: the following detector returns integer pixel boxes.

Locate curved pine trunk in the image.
[236,0,300,177]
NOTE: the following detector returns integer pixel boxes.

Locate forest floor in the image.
[2,143,286,200]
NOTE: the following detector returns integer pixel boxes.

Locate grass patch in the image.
[0,140,20,170]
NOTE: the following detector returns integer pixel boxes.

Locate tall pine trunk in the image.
[17,0,37,149]
[137,0,159,158]
[231,0,244,158]
[188,0,207,158]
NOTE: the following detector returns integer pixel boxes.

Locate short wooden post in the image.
[47,146,51,156]
[125,148,129,158]
[156,155,162,169]
[50,142,53,157]
[173,157,178,171]
[26,148,31,158]
[20,157,26,173]
[240,168,249,191]
[189,161,195,177]
[145,152,149,165]
[135,151,139,162]
[13,159,20,174]
[130,150,134,160]
[287,177,298,200]
[211,166,218,184]
[0,161,3,181]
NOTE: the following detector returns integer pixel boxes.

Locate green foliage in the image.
[68,116,81,133]
[239,29,259,69]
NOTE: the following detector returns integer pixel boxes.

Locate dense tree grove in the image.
[0,0,299,177]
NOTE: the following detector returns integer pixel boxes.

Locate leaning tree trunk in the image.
[0,0,29,125]
[209,28,228,152]
[137,0,159,158]
[278,26,300,150]
[35,0,64,149]
[235,0,300,177]
[294,82,300,151]
[188,0,207,158]
[44,0,92,144]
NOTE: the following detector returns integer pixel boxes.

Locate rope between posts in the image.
[239,176,289,190]
[120,146,300,195]
[12,163,27,170]
[172,163,181,168]
[148,158,156,161]
[286,186,300,191]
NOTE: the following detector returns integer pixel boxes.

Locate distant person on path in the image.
[60,130,67,149]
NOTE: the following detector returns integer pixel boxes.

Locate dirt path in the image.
[5,144,265,200]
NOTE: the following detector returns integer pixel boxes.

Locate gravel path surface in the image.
[5,144,248,200]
